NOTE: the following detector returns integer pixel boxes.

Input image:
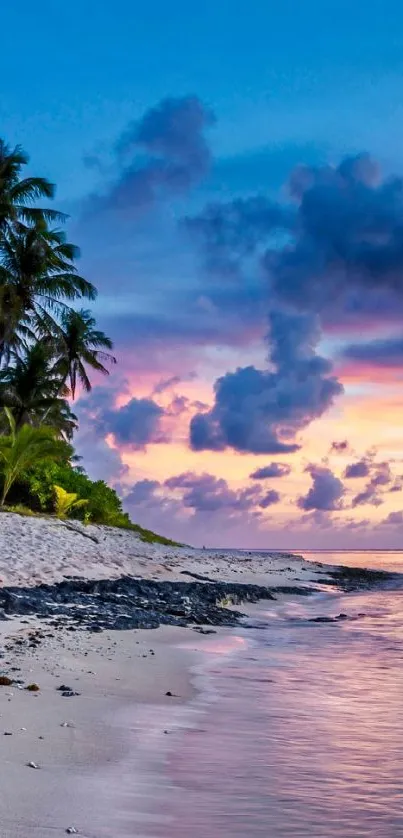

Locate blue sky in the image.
[3,1,403,547]
[3,0,403,199]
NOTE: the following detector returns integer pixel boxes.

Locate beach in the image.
[0,512,320,836]
[0,513,399,836]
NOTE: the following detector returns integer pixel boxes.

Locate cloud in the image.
[298,465,345,511]
[190,309,343,454]
[74,427,129,484]
[351,461,397,507]
[382,510,403,526]
[106,397,165,447]
[152,375,182,395]
[343,336,403,368]
[267,154,403,314]
[330,440,350,454]
[258,489,281,508]
[165,395,190,417]
[125,479,160,506]
[184,196,293,278]
[352,487,384,507]
[164,471,263,514]
[77,385,166,450]
[187,151,403,335]
[86,96,215,216]
[344,459,371,478]
[250,462,292,479]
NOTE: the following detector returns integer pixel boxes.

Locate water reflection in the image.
[153,588,403,837]
[303,549,403,573]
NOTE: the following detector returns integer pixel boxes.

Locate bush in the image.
[2,456,180,544]
[53,485,88,519]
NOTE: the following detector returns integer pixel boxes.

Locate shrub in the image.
[2,455,180,544]
[53,485,88,519]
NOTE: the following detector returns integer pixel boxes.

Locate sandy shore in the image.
[0,511,331,835]
[0,511,324,588]
[0,617,228,837]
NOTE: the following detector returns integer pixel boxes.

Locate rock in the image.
[4,731,12,735]
[165,690,173,696]
[309,616,335,623]
[25,683,40,691]
[66,828,78,834]
[0,676,13,686]
[27,761,40,769]
[57,685,73,692]
[60,721,75,728]
[61,691,80,697]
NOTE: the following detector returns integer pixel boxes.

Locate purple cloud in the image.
[190,309,342,454]
[87,96,215,215]
[250,462,292,479]
[298,465,345,511]
[343,336,403,368]
[351,461,397,507]
[382,511,403,526]
[330,440,350,454]
[184,196,293,278]
[164,471,262,514]
[344,459,371,479]
[125,479,161,506]
[258,489,281,508]
[77,385,166,451]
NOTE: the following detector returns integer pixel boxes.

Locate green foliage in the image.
[0,409,71,506]
[1,503,37,517]
[0,136,177,547]
[53,484,88,519]
[4,456,179,543]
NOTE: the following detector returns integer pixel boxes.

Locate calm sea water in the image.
[148,551,403,837]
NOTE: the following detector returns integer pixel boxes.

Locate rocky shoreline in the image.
[0,565,399,635]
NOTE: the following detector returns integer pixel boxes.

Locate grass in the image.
[1,504,39,517]
[123,521,181,547]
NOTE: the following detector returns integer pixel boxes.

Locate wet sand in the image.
[0,619,210,837]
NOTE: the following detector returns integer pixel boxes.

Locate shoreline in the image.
[0,618,243,837]
[1,580,398,837]
[0,514,401,834]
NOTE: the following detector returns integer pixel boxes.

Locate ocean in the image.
[143,551,403,837]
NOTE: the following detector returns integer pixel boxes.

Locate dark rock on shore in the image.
[0,577,282,633]
[0,564,397,638]
[320,566,401,591]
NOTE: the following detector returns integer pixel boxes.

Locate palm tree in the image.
[0,343,68,430]
[0,140,66,230]
[0,222,97,363]
[0,408,70,506]
[55,308,116,399]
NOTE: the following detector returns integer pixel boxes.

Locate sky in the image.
[3,0,403,548]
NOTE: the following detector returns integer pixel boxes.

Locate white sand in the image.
[0,511,322,588]
[0,619,214,837]
[0,511,326,835]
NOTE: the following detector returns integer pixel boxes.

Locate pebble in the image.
[27,761,40,769]
[66,828,78,835]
